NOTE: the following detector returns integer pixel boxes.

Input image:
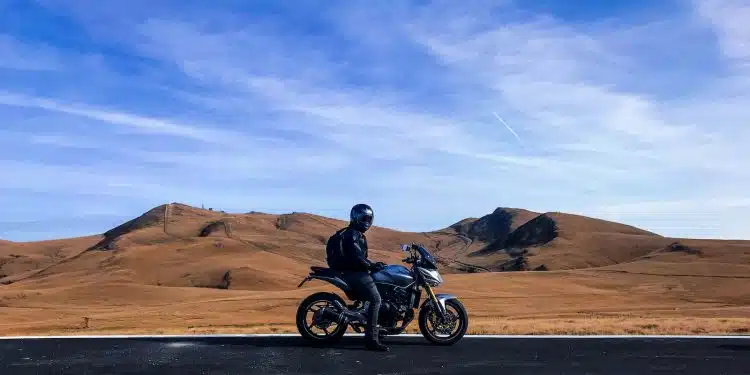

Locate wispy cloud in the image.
[692,0,750,71]
[0,92,265,146]
[0,0,748,240]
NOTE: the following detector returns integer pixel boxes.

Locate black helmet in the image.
[350,203,374,232]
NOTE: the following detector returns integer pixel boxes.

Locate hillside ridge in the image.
[3,201,746,289]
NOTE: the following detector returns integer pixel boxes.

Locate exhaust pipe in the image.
[318,307,348,325]
[317,301,365,325]
[333,300,366,322]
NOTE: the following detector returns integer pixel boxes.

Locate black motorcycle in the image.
[295,243,469,345]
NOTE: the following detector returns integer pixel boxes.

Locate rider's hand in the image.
[371,262,386,271]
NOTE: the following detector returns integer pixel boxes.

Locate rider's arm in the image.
[343,230,373,272]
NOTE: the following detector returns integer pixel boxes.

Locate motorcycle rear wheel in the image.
[418,298,468,345]
[296,292,348,342]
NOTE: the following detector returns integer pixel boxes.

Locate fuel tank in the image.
[371,265,414,287]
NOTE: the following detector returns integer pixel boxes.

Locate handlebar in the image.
[400,243,419,261]
[400,243,426,265]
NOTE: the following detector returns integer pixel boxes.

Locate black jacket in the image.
[327,226,374,272]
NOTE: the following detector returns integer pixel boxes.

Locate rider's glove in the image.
[371,262,386,271]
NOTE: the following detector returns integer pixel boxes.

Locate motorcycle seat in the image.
[310,266,343,277]
[309,267,362,299]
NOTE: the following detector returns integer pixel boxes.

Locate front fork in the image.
[423,284,448,319]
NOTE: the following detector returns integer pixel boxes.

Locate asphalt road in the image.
[1,335,750,374]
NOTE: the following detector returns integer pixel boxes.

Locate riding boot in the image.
[364,294,388,351]
[365,326,389,352]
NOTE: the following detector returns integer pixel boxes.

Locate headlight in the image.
[417,267,443,286]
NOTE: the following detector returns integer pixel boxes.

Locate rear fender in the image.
[298,275,359,301]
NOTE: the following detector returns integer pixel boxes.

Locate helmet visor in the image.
[351,204,374,230]
[360,214,373,225]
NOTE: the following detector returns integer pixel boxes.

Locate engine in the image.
[376,284,413,327]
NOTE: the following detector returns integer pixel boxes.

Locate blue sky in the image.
[1,0,748,241]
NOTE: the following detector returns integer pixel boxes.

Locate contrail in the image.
[492,111,523,144]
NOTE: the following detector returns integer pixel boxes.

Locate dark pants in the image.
[340,271,382,339]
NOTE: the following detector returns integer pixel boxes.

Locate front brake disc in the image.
[435,311,458,335]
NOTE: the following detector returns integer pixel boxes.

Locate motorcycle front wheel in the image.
[418,298,468,345]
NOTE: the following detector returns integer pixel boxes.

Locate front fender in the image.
[420,293,458,315]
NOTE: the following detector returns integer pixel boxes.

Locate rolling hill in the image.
[0,203,676,286]
[1,202,749,336]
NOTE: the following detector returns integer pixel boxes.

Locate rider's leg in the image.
[341,271,388,351]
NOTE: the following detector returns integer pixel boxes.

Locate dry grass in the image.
[2,268,749,336]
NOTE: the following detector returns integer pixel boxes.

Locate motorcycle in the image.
[295,242,469,345]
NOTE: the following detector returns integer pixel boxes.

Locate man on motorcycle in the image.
[326,203,389,351]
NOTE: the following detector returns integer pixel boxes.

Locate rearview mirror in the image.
[400,244,410,252]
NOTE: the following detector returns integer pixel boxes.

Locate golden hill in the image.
[1,202,749,336]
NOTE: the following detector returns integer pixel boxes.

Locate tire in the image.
[418,298,468,345]
[296,292,348,343]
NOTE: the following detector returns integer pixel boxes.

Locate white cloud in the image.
[131,18,640,188]
[0,92,265,147]
[401,4,748,198]
[595,197,750,215]
[692,0,750,69]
